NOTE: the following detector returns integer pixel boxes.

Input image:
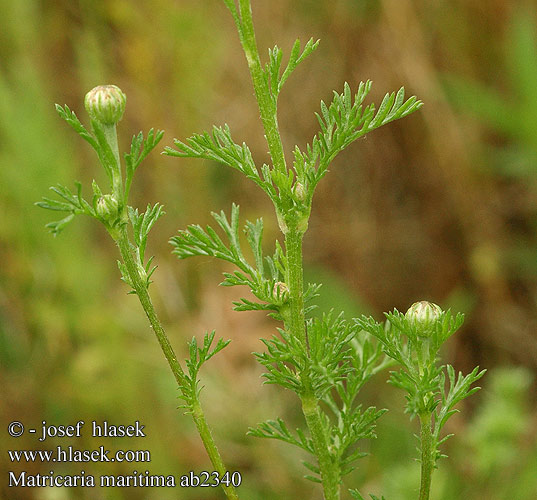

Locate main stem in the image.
[234,1,341,497]
[114,228,239,500]
[286,227,340,500]
[419,412,434,500]
[237,0,287,174]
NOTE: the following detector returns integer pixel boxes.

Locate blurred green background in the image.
[1,0,536,499]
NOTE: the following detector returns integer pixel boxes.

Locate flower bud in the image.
[96,194,119,221]
[84,85,126,125]
[405,301,442,336]
[292,182,307,202]
[273,281,289,299]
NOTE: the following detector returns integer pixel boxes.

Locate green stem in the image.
[284,227,307,345]
[302,394,341,500]
[115,223,239,500]
[230,1,340,496]
[419,412,434,500]
[99,116,238,498]
[103,124,123,201]
[237,0,287,174]
[285,226,340,500]
[191,400,240,500]
[115,228,185,385]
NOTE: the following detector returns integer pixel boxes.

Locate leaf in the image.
[279,38,320,92]
[265,45,283,102]
[125,203,165,289]
[124,128,164,200]
[222,0,242,32]
[117,260,134,290]
[36,183,94,235]
[350,491,386,500]
[254,328,306,393]
[129,203,165,261]
[36,198,74,212]
[179,331,231,407]
[247,417,314,453]
[301,81,422,190]
[435,365,486,435]
[245,218,265,276]
[170,205,292,314]
[44,214,75,236]
[55,104,98,151]
[171,204,248,266]
[164,125,276,200]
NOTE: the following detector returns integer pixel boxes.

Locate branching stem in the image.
[233,1,342,497]
[113,194,239,500]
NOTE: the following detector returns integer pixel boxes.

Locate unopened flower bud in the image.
[292,182,307,202]
[96,194,119,221]
[273,281,289,299]
[84,85,126,125]
[405,301,442,336]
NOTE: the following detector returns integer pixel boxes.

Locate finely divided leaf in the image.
[164,125,276,200]
[298,82,422,190]
[36,182,94,235]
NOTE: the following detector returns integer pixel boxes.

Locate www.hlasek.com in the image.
[7,419,242,489]
[9,446,150,464]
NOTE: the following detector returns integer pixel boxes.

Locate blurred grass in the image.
[1,0,536,498]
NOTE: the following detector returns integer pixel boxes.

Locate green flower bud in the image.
[84,85,126,125]
[292,182,307,202]
[405,301,442,336]
[96,194,119,221]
